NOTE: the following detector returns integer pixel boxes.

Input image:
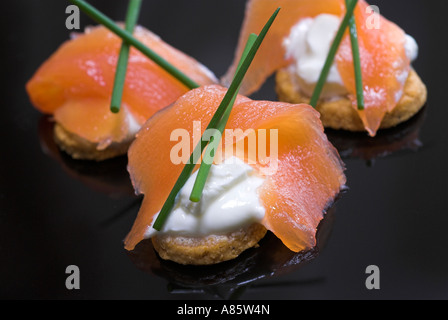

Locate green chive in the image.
[69,0,200,90]
[346,0,365,110]
[152,8,280,231]
[110,0,142,114]
[189,33,258,202]
[309,0,359,108]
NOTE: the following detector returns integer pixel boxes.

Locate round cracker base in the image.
[275,69,427,133]
[152,223,268,265]
[53,123,130,161]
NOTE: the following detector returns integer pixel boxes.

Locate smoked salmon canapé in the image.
[222,0,427,137]
[26,25,218,161]
[124,85,346,265]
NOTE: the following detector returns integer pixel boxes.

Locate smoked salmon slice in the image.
[222,0,411,136]
[124,85,346,253]
[26,25,217,147]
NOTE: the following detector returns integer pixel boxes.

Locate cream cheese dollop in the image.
[144,157,266,238]
[284,14,344,86]
[124,105,143,137]
[404,34,419,62]
[283,13,419,99]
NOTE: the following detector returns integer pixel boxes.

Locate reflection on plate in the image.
[37,115,135,197]
[326,107,427,163]
[127,205,338,299]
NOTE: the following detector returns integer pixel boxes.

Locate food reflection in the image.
[326,107,427,163]
[126,205,338,299]
[38,115,135,197]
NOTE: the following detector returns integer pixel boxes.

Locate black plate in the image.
[1,0,447,300]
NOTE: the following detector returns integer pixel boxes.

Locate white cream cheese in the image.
[284,14,344,87]
[404,34,419,62]
[283,14,419,98]
[124,104,143,137]
[144,157,266,238]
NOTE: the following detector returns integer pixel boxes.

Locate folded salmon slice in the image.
[26,25,217,146]
[336,1,410,136]
[222,0,410,136]
[124,85,346,253]
[222,0,344,96]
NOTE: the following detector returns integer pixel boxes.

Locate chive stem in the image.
[152,8,280,231]
[110,0,142,113]
[69,0,200,90]
[189,33,258,202]
[309,0,359,108]
[346,0,365,110]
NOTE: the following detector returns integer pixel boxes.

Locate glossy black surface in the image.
[1,0,447,299]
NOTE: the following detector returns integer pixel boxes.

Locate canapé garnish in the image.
[69,0,200,93]
[110,0,142,113]
[310,0,364,111]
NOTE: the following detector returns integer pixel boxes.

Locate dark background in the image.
[1,0,447,300]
